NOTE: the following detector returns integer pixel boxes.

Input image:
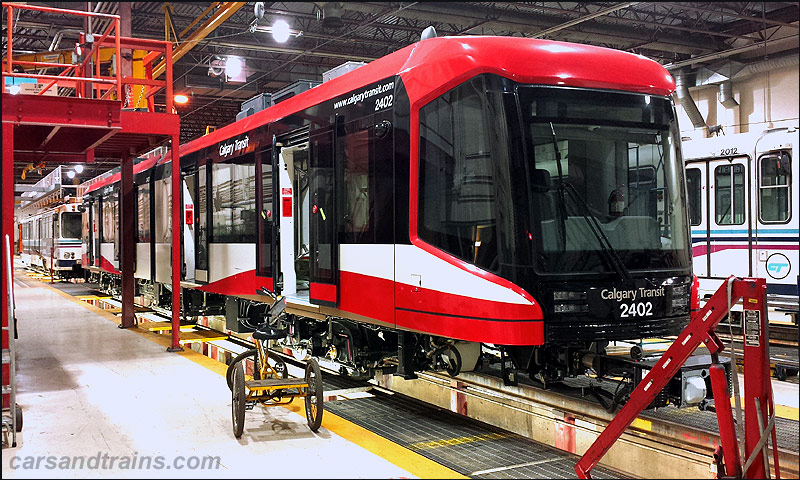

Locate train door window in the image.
[61,212,81,239]
[211,153,256,243]
[155,175,172,243]
[758,152,791,223]
[419,77,499,271]
[102,195,118,243]
[714,164,745,225]
[686,167,702,226]
[197,163,209,271]
[309,128,337,285]
[103,193,119,259]
[137,183,151,242]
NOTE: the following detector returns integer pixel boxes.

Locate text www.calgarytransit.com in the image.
[7,453,221,471]
[333,81,394,109]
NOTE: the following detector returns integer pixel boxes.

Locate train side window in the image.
[714,163,745,225]
[103,194,118,243]
[759,152,791,223]
[340,126,372,242]
[686,168,702,226]
[419,77,499,271]
[211,152,256,243]
[137,184,151,242]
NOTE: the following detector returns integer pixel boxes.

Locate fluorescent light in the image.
[174,94,189,104]
[74,164,84,173]
[225,56,243,78]
[272,19,290,43]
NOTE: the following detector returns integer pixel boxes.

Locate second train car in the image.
[81,36,705,401]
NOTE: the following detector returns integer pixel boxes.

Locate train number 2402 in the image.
[620,301,653,318]
[375,95,393,111]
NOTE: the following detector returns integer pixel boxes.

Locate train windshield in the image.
[517,86,690,275]
[61,212,82,239]
[418,78,690,283]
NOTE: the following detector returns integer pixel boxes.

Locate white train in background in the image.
[19,202,84,276]
[683,126,798,321]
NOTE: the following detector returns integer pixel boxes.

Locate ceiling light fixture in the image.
[74,164,84,173]
[251,20,302,43]
[66,170,75,179]
[272,19,291,43]
[225,55,243,78]
[174,94,189,104]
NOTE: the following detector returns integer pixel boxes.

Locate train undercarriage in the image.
[86,270,723,413]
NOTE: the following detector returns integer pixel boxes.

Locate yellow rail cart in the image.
[226,296,323,438]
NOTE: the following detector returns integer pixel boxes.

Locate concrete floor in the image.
[2,277,431,478]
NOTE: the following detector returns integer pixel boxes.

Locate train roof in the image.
[184,36,674,156]
[84,36,675,194]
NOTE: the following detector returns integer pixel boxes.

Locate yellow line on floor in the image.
[409,432,510,451]
[30,275,466,479]
[730,397,799,421]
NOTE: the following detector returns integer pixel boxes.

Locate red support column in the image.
[120,154,135,329]
[168,134,182,352]
[2,121,14,332]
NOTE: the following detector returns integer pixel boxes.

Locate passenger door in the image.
[708,157,750,278]
[256,139,281,293]
[685,163,707,277]
[308,124,339,306]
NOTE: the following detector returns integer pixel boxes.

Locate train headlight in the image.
[680,369,708,407]
[553,290,589,314]
[671,284,690,313]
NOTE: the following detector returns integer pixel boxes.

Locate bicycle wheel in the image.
[304,358,324,432]
[226,349,257,390]
[231,362,246,439]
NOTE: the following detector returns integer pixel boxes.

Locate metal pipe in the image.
[719,81,739,108]
[674,72,706,129]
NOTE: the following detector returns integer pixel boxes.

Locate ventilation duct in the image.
[319,3,343,29]
[735,53,799,79]
[674,72,705,129]
[718,81,738,109]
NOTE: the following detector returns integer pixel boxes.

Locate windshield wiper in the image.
[548,122,633,281]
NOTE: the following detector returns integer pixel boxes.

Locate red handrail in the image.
[3,3,175,113]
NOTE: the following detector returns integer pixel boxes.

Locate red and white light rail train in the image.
[34,36,715,406]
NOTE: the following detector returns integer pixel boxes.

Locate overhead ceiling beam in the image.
[658,3,799,29]
[152,2,246,79]
[532,2,639,38]
[664,33,799,69]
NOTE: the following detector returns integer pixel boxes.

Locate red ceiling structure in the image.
[2,3,183,351]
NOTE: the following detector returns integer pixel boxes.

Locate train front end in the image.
[405,37,701,405]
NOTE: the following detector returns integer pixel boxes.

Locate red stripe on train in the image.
[310,282,337,304]
[196,270,273,295]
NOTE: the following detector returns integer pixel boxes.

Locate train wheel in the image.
[231,362,246,439]
[226,349,257,390]
[15,404,22,432]
[441,345,462,378]
[304,358,324,432]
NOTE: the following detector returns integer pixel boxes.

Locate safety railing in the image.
[2,3,174,113]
